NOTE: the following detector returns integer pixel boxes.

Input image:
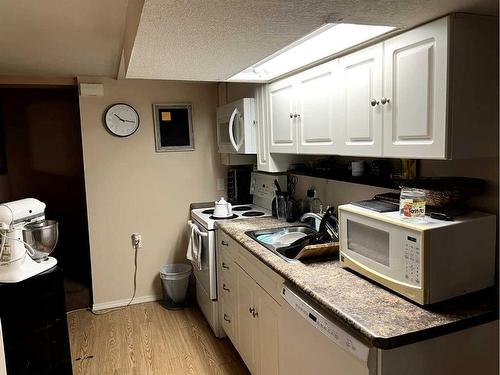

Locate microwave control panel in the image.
[404,235,421,286]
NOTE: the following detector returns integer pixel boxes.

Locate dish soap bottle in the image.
[303,188,322,214]
[311,190,323,214]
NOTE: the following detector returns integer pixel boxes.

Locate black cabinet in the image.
[0,267,72,374]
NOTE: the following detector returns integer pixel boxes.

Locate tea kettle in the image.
[214,197,232,218]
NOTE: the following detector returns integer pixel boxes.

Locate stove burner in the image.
[232,206,252,211]
[210,214,239,220]
[202,209,214,214]
[242,211,265,217]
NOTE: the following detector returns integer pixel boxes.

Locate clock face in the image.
[104,103,140,137]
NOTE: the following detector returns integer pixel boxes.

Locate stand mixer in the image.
[0,198,58,283]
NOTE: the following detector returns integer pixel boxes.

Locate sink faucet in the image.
[300,212,339,239]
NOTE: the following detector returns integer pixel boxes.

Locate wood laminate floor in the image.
[67,302,249,375]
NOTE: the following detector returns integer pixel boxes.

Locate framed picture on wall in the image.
[153,104,194,152]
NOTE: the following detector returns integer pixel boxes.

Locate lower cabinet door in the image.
[236,266,257,373]
[254,284,280,375]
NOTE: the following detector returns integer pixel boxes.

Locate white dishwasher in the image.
[280,284,376,375]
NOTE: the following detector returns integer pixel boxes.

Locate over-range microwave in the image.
[216,98,256,154]
[338,204,496,305]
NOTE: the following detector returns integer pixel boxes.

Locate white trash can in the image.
[160,264,192,310]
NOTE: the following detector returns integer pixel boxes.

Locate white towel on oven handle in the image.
[187,220,206,270]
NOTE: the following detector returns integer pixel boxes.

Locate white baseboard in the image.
[92,294,161,311]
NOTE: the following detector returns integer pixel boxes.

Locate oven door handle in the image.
[188,220,208,237]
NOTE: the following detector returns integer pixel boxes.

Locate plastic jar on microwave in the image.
[399,188,426,220]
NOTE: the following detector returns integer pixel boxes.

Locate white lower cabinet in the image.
[217,230,498,375]
[236,266,258,373]
[218,233,281,375]
[254,282,280,375]
[235,263,280,375]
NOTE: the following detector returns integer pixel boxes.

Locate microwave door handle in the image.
[228,108,242,152]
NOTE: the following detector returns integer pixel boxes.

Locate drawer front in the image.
[235,247,284,304]
[220,250,236,277]
[218,230,232,253]
[218,230,239,259]
[220,272,236,307]
[221,299,237,345]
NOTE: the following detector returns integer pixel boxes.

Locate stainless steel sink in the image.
[245,226,318,263]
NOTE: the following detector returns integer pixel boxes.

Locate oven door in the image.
[190,219,218,300]
[339,210,423,291]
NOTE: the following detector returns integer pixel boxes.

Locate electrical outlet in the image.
[216,178,225,191]
[131,233,142,249]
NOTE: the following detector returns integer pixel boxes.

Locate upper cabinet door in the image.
[383,17,449,159]
[268,77,298,154]
[337,44,383,157]
[296,61,338,154]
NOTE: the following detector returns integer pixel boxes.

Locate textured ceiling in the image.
[126,0,498,81]
[0,0,497,80]
[0,0,128,77]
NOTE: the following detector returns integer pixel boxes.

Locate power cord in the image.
[87,238,140,316]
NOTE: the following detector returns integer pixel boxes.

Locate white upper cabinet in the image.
[336,44,383,156]
[296,61,339,154]
[268,77,297,153]
[268,61,339,155]
[259,14,497,160]
[383,17,449,159]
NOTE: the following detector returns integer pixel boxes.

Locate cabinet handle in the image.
[252,310,259,318]
[370,99,379,107]
[223,284,230,292]
[224,314,231,323]
[221,240,229,246]
[222,262,229,270]
[249,307,255,314]
[381,97,391,105]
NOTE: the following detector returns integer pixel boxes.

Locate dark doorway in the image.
[0,86,92,311]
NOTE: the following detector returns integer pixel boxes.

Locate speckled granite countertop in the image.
[216,217,496,349]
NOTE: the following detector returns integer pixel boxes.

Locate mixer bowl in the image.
[22,220,59,260]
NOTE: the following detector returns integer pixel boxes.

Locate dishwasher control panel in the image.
[281,285,370,362]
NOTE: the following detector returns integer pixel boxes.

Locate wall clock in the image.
[103,103,140,137]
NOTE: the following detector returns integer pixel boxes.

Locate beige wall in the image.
[78,77,225,305]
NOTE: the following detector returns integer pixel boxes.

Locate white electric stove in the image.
[188,172,286,337]
[191,204,272,231]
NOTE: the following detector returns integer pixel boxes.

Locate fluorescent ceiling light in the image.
[228,23,395,82]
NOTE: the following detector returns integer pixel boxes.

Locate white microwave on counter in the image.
[338,204,496,305]
[216,98,256,154]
